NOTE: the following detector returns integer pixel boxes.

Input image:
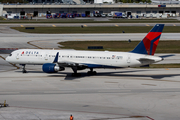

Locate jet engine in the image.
[42,63,65,73]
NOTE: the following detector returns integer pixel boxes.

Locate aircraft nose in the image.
[5,56,10,62]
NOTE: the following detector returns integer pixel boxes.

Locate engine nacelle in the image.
[42,63,65,73]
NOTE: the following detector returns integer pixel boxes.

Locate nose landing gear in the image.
[21,64,27,73]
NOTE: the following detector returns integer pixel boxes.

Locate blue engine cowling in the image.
[42,63,57,73]
[42,63,65,73]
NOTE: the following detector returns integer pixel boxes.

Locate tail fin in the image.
[131,24,164,55]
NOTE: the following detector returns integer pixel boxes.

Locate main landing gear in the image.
[87,68,97,75]
[21,64,27,73]
[71,66,81,77]
[71,67,97,76]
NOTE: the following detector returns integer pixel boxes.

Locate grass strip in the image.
[0,17,4,20]
[58,41,180,53]
[134,64,180,68]
[149,64,180,68]
[1,18,180,23]
[11,26,180,33]
[109,19,180,23]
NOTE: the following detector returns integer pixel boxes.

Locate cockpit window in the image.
[9,54,12,56]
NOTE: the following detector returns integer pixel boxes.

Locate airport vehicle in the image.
[6,24,164,76]
[7,13,19,19]
[111,12,127,18]
[93,10,101,17]
[107,13,112,17]
[101,13,106,17]
[113,12,123,18]
[46,14,52,18]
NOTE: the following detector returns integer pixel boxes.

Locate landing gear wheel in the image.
[22,64,27,73]
[71,66,81,77]
[71,73,81,77]
[23,70,27,73]
[93,71,97,75]
[87,71,97,75]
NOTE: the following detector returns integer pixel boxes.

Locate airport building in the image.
[1,3,180,17]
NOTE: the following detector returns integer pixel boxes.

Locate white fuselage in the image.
[6,49,163,68]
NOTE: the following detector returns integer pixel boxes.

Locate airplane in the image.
[6,24,164,76]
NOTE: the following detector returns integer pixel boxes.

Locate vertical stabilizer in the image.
[131,24,164,55]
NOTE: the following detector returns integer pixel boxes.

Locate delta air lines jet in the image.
[6,24,164,76]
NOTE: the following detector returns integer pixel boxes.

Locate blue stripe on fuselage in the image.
[83,63,123,68]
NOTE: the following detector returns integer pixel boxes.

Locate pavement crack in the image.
[0,111,6,120]
[31,111,42,120]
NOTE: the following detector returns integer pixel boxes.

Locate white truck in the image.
[7,13,19,19]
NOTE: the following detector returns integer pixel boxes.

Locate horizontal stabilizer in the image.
[159,54,175,58]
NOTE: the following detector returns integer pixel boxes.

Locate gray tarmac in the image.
[1,23,180,27]
[0,27,180,120]
[0,59,180,120]
[0,33,180,49]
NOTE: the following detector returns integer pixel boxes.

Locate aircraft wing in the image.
[52,52,88,67]
[58,61,88,67]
